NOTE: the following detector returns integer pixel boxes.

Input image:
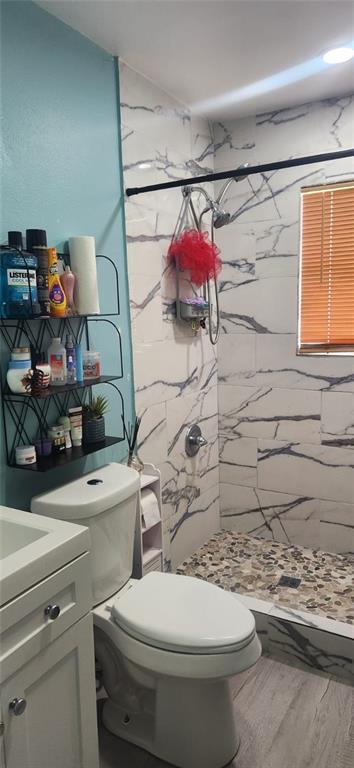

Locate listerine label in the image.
[7,269,36,287]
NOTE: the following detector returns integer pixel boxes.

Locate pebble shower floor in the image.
[178,531,354,625]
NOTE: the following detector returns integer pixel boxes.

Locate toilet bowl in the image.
[31,463,261,768]
[93,572,261,768]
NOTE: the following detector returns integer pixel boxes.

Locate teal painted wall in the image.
[0,1,134,508]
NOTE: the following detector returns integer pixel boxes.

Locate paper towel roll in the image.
[141,489,160,530]
[68,236,100,315]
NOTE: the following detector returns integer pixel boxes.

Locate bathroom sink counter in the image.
[0,505,90,606]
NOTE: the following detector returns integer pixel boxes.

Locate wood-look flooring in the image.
[99,656,354,768]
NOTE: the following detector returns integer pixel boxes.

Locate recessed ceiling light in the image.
[323,47,354,64]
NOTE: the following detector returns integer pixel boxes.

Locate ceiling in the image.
[38,0,354,118]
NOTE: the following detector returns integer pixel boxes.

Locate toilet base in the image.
[102,675,239,768]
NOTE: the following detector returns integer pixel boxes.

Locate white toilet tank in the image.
[31,463,140,605]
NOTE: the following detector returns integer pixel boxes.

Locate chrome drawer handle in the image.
[9,698,27,716]
[44,604,61,620]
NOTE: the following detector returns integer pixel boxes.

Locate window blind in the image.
[298,180,354,354]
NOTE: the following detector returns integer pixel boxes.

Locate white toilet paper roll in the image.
[141,489,160,530]
[69,235,100,315]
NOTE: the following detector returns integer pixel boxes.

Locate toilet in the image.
[31,463,261,768]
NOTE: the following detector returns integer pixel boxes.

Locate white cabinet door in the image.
[1,613,99,768]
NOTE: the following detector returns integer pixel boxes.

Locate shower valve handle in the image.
[185,424,208,457]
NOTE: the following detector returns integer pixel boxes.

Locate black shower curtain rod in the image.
[125,147,354,197]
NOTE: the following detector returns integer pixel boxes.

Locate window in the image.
[298,180,354,355]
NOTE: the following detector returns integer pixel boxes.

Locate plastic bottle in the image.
[61,266,76,315]
[48,337,67,386]
[0,232,40,318]
[27,229,49,316]
[33,246,50,316]
[75,344,84,382]
[65,334,77,384]
[58,416,72,449]
[48,248,67,317]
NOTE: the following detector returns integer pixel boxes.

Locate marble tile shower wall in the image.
[214,95,354,556]
[119,62,219,570]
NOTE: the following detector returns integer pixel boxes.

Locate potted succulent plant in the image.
[83,394,109,444]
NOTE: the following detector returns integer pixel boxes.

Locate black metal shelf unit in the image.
[0,253,126,471]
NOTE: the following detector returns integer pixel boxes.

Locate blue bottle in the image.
[75,343,84,383]
[0,232,40,318]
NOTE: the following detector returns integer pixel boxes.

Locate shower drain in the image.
[277,575,301,588]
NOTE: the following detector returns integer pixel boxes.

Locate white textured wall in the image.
[119,62,219,570]
[214,95,354,555]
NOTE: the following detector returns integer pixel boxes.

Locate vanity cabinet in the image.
[1,614,98,768]
[0,552,99,768]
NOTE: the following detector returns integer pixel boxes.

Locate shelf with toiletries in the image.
[0,229,126,471]
[14,435,124,473]
[1,231,120,320]
[2,375,122,400]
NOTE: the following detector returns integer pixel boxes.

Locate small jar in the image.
[83,351,100,379]
[7,360,31,393]
[35,438,53,457]
[15,444,36,465]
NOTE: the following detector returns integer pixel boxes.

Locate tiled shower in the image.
[215,100,354,556]
[119,60,353,618]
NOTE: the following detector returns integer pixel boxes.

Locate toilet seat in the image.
[111,571,256,654]
[94,598,261,680]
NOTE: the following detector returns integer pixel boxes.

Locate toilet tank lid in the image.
[31,463,140,519]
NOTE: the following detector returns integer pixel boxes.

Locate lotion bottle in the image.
[61,265,76,315]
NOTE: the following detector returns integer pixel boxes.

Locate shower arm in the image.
[188,168,249,229]
[215,177,236,205]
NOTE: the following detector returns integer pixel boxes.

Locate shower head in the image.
[199,198,231,229]
[212,207,231,228]
[183,165,249,230]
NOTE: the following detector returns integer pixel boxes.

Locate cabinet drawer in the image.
[0,553,92,682]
